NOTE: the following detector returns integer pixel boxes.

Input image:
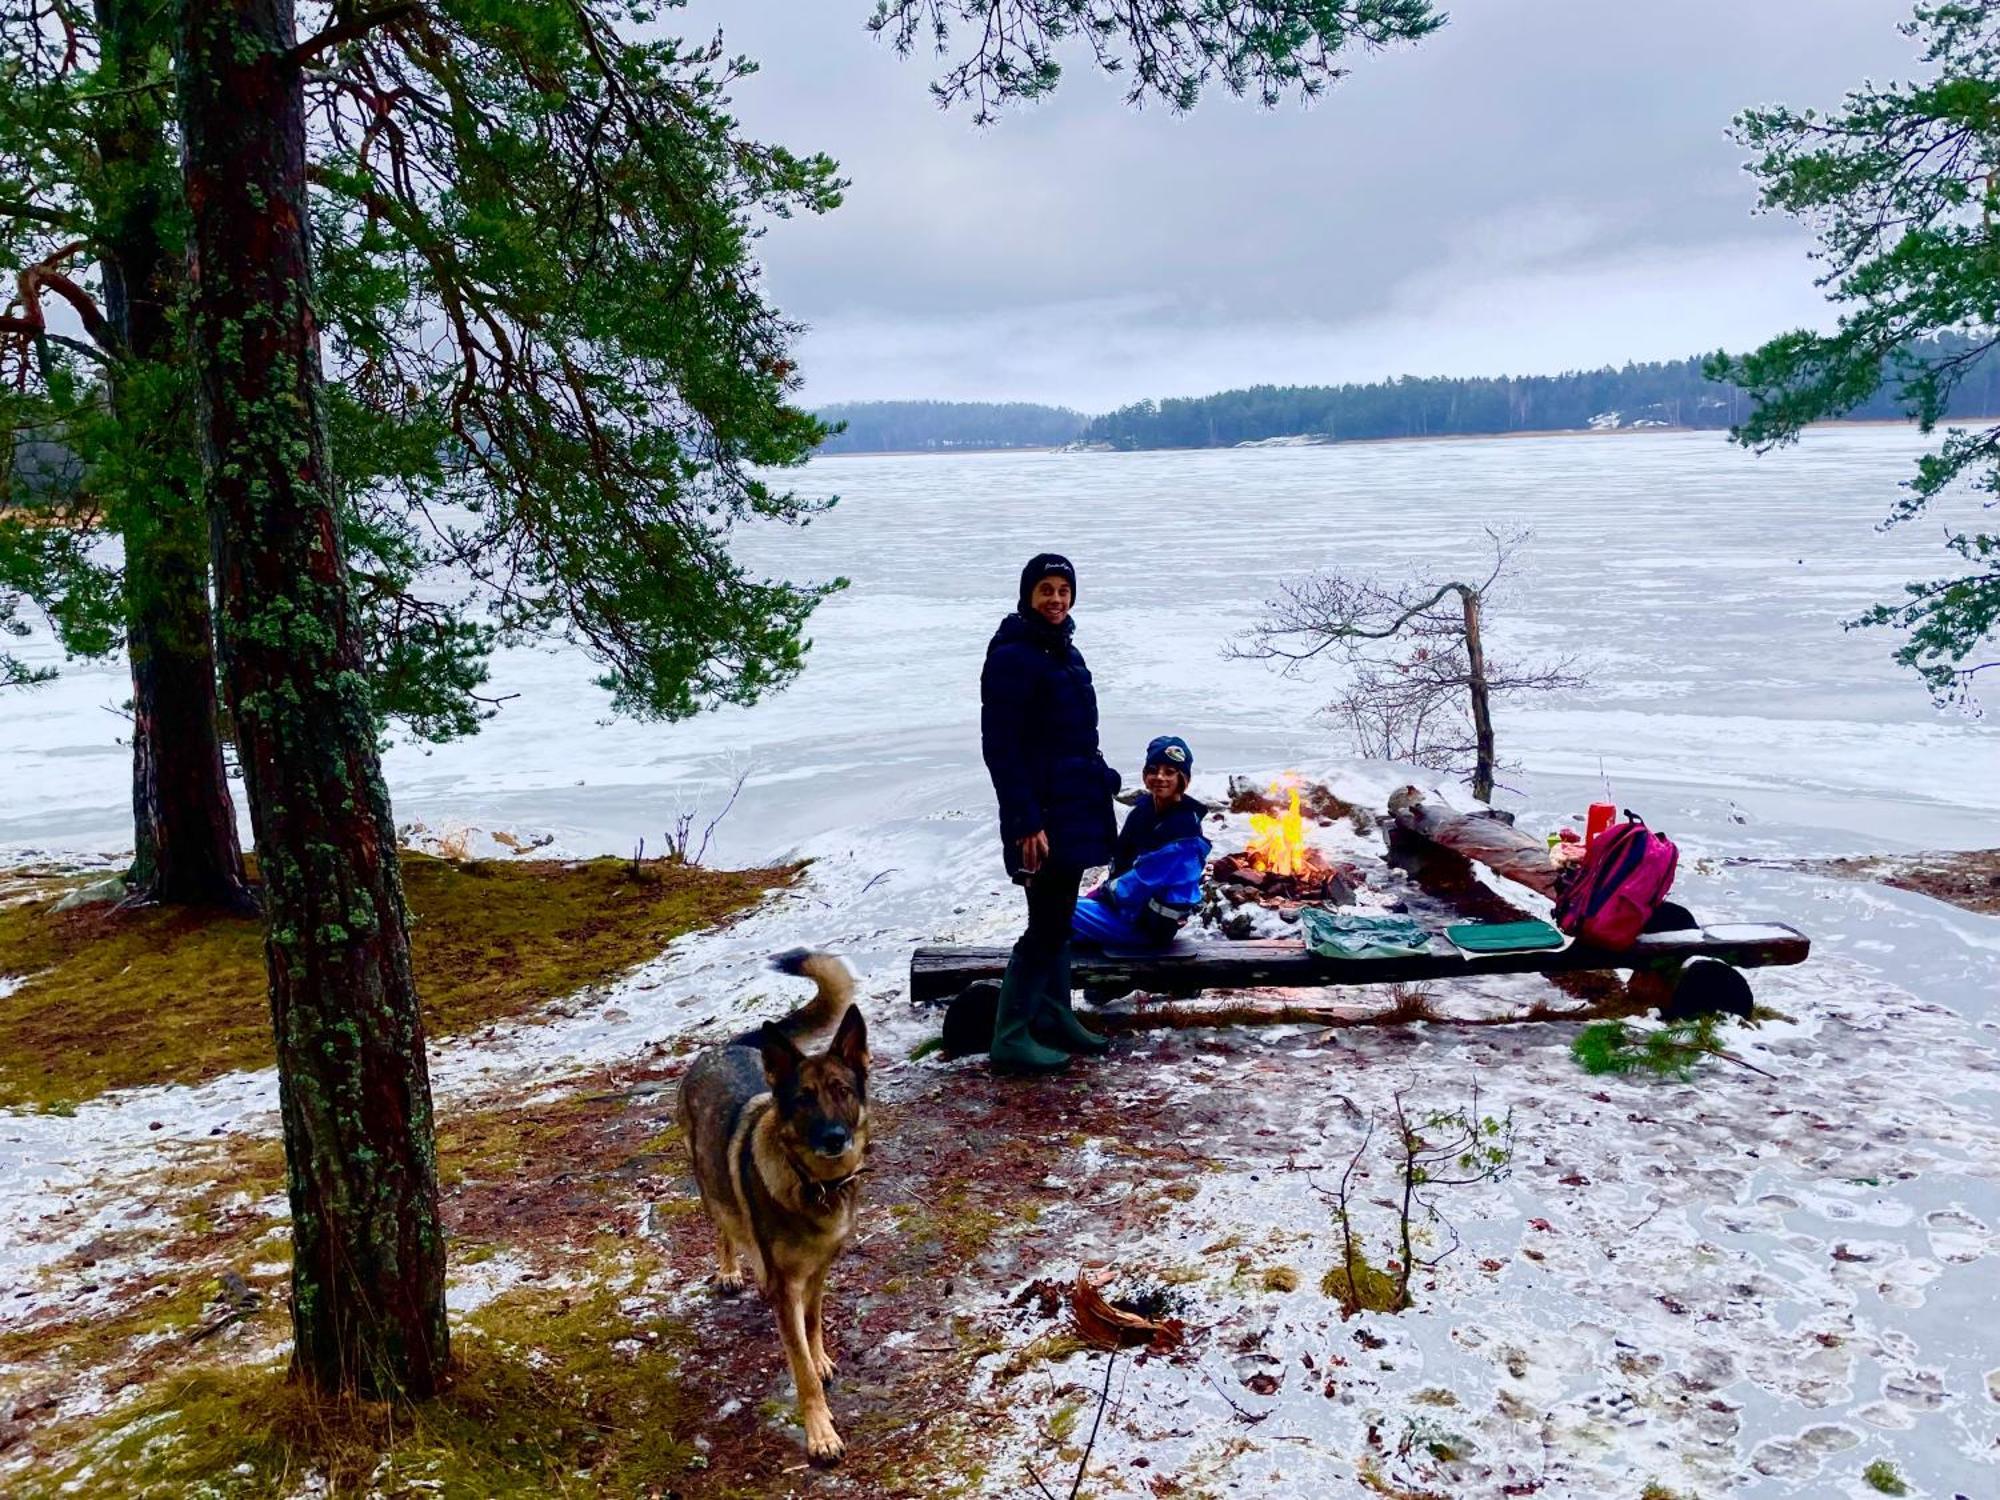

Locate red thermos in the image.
[1585,802,1617,848]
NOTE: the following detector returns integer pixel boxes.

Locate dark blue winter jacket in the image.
[1111,794,1211,878]
[980,610,1119,872]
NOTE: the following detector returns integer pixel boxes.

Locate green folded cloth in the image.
[1444,919,1566,955]
[1298,907,1435,961]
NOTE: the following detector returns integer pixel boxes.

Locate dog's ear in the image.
[829,1005,869,1078]
[758,1022,804,1093]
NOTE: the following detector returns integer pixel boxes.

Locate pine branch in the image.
[289,2,420,66]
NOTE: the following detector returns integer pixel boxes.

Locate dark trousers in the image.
[1014,862,1083,975]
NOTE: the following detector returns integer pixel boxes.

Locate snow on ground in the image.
[4,774,1998,1495]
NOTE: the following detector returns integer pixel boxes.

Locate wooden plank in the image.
[908,922,1810,1005]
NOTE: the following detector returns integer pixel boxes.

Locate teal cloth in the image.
[1298,907,1435,961]
[1444,919,1566,955]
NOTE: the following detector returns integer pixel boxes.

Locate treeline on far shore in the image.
[813,400,1088,454]
[812,334,2000,454]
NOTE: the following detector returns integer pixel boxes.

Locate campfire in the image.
[1209,780,1362,910]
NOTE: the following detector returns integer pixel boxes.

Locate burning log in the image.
[1209,781,1363,912]
[1385,785,1561,899]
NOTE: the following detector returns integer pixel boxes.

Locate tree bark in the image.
[93,0,252,911]
[1385,784,1561,898]
[1458,585,1496,803]
[175,0,446,1398]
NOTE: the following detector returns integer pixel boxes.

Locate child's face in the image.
[1143,763,1185,802]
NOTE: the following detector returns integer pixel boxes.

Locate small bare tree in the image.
[1230,528,1582,801]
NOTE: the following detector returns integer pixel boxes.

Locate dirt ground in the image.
[1803,848,2000,916]
[0,1023,1249,1497]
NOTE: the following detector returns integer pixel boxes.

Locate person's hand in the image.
[1019,830,1049,874]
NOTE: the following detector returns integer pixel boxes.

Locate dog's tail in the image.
[758,948,855,1041]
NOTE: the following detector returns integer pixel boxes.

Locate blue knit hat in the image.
[1144,735,1193,778]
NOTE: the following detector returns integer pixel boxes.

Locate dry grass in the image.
[0,853,795,1110]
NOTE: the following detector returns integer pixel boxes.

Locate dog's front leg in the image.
[807,1283,836,1380]
[806,1268,836,1380]
[774,1277,843,1464]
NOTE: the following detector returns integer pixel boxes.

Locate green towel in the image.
[1298,907,1435,961]
[1444,919,1566,956]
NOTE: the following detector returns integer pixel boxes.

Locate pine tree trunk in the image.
[175,0,447,1398]
[93,0,252,911]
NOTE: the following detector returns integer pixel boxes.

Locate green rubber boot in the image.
[1034,948,1109,1056]
[990,954,1071,1075]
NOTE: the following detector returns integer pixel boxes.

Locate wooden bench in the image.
[909,921,1810,1007]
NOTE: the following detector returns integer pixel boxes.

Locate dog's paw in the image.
[812,1350,838,1380]
[713,1273,746,1297]
[804,1414,845,1466]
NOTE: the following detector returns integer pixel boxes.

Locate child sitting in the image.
[1074,736,1212,948]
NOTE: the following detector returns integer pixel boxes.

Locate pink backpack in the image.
[1553,813,1679,950]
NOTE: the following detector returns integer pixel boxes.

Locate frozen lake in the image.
[4,423,1996,864]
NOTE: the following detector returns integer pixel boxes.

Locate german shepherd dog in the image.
[677,949,868,1464]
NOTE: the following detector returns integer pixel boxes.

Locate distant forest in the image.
[814,400,1087,454]
[812,334,2000,453]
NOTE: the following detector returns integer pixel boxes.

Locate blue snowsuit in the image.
[1074,795,1212,948]
[1111,794,1210,878]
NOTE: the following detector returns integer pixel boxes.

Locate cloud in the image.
[680,0,1923,404]
[796,232,1838,411]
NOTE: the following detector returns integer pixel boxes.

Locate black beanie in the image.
[1018,552,1077,613]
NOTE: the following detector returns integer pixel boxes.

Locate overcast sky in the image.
[683,2,1928,412]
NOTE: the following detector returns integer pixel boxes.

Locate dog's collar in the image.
[800,1165,864,1209]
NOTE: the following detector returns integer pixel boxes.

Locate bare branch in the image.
[1229,528,1581,796]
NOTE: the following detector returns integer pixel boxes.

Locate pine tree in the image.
[174,0,446,1397]
[2,0,847,892]
[1710,0,2000,705]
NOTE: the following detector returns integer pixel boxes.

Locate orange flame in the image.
[1245,784,1312,876]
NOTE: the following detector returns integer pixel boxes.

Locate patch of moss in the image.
[1260,1265,1301,1293]
[0,1273,225,1373]
[1356,1459,1449,1500]
[889,1181,1031,1261]
[0,854,794,1109]
[1639,1484,1694,1500]
[1321,1252,1406,1315]
[16,1260,707,1500]
[995,1330,1086,1384]
[1862,1458,1909,1495]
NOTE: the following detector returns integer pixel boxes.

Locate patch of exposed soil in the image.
[1805,848,2000,916]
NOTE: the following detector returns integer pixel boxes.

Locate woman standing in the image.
[980,553,1119,1074]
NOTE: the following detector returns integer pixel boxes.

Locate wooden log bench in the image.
[911,922,1810,1053]
[910,923,1809,1006]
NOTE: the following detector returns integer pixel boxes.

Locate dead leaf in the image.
[1070,1269,1185,1353]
